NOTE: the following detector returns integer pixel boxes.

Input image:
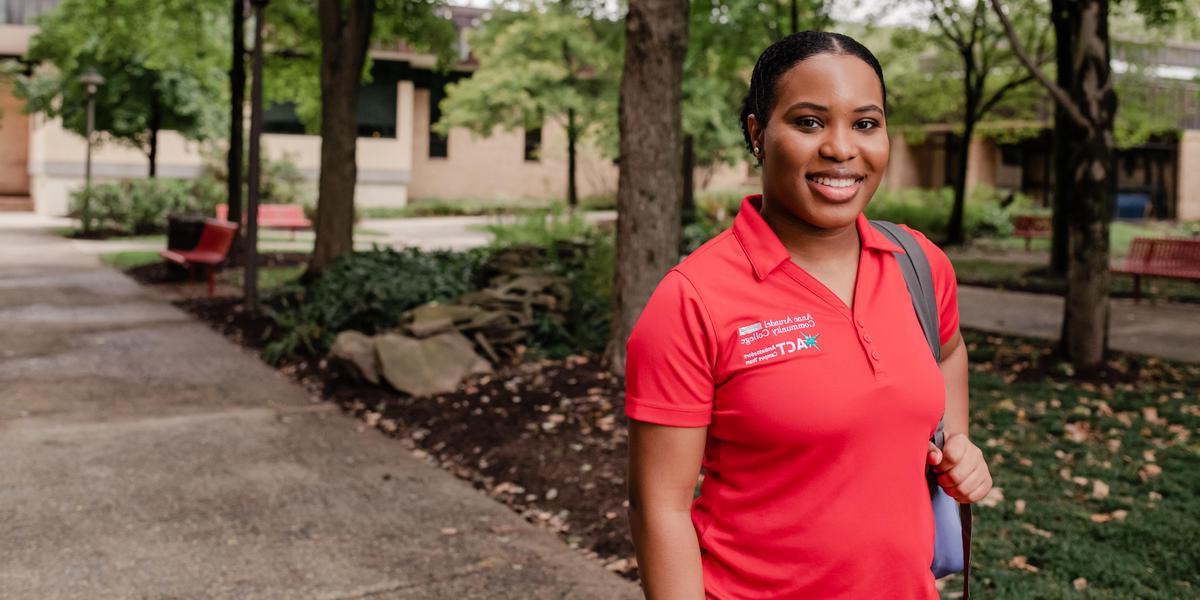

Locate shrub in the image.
[866,185,1022,241]
[262,247,488,363]
[485,207,597,248]
[70,179,220,236]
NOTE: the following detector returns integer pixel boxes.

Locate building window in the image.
[428,84,449,158]
[524,127,541,162]
[263,60,404,138]
[4,0,59,25]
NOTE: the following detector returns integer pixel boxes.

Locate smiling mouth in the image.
[805,175,865,201]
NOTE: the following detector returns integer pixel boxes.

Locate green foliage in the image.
[684,1,832,166]
[17,0,229,164]
[198,150,316,207]
[436,4,621,156]
[865,185,1023,241]
[70,179,222,236]
[263,247,488,362]
[484,208,597,247]
[263,0,457,133]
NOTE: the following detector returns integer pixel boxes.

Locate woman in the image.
[624,32,993,599]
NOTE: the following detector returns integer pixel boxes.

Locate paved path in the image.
[959,286,1200,363]
[0,218,639,599]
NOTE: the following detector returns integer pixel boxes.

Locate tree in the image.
[918,0,1051,245]
[608,0,689,374]
[227,0,247,257]
[436,3,622,208]
[988,0,1185,371]
[17,0,228,177]
[261,0,456,273]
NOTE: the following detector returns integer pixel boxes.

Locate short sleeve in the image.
[624,270,717,427]
[901,226,960,346]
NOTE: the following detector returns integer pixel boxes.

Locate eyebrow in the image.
[784,101,884,115]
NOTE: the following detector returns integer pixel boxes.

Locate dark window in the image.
[428,84,449,158]
[524,127,541,162]
[263,60,406,138]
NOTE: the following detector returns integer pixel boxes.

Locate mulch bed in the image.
[172,295,639,579]
[129,252,310,286]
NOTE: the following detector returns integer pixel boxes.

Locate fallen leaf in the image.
[1111,509,1129,521]
[1073,577,1088,591]
[1106,439,1122,453]
[1018,457,1033,467]
[1092,480,1111,500]
[441,527,458,536]
[1021,523,1053,538]
[1143,450,1157,462]
[1014,499,1026,515]
[1139,464,1164,481]
[1008,555,1040,573]
[1072,476,1090,486]
[1064,422,1090,443]
[1090,513,1112,523]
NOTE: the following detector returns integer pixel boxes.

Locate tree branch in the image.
[987,0,1090,129]
[929,4,966,49]
[977,72,1035,118]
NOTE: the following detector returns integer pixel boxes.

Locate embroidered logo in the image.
[737,313,823,366]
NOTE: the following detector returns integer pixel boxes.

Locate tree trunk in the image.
[607,0,688,375]
[148,98,160,178]
[1049,0,1073,276]
[1060,0,1116,372]
[567,107,578,209]
[948,69,979,246]
[790,0,798,34]
[682,133,695,224]
[309,0,375,274]
[226,0,246,266]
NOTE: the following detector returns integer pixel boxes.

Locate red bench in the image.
[1012,214,1051,251]
[159,219,239,298]
[1111,237,1200,302]
[216,203,311,239]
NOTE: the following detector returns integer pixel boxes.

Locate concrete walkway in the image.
[0,218,639,599]
[959,286,1200,363]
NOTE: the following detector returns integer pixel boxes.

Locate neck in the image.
[758,196,860,265]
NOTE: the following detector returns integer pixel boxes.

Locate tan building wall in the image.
[0,82,31,196]
[1179,130,1200,221]
[408,88,618,201]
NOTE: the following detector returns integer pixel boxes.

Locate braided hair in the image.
[740,32,887,159]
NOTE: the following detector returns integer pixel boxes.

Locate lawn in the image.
[972,221,1196,258]
[952,259,1200,304]
[101,250,305,292]
[941,330,1200,598]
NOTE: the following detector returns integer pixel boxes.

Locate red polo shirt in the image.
[625,194,958,599]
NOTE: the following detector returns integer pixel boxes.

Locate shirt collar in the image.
[731,194,904,281]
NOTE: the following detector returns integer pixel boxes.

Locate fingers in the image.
[932,434,994,504]
[927,441,942,466]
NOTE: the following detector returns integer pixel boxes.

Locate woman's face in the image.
[748,53,889,230]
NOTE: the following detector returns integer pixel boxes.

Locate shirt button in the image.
[863,334,872,343]
[857,319,866,328]
[871,350,881,360]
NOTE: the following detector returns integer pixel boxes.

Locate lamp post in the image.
[78,70,105,235]
[244,0,268,311]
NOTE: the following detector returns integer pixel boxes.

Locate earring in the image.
[753,146,760,154]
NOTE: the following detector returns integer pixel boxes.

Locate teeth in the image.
[811,176,859,188]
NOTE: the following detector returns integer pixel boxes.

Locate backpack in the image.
[870,220,973,600]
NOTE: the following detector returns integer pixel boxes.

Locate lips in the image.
[805,173,864,202]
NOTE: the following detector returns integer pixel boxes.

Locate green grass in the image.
[216,264,304,291]
[944,329,1200,598]
[99,251,161,269]
[973,221,1195,258]
[952,259,1200,304]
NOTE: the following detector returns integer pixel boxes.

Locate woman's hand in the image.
[927,434,992,504]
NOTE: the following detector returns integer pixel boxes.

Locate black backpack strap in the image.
[869,219,971,600]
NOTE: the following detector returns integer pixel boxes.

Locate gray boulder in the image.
[375,331,491,396]
[330,330,381,385]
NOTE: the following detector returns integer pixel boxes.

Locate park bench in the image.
[1111,237,1200,302]
[158,219,238,298]
[216,203,312,238]
[1012,214,1051,251]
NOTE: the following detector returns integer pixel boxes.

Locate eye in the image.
[854,119,881,131]
[795,116,822,129]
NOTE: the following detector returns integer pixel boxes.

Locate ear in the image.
[746,113,765,160]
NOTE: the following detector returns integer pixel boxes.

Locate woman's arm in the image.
[628,420,708,600]
[930,328,993,504]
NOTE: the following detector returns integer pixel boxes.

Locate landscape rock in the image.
[330,330,380,385]
[376,331,492,396]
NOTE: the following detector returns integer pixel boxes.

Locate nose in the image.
[819,126,857,162]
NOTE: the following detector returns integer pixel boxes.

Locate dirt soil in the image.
[173,294,640,578]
